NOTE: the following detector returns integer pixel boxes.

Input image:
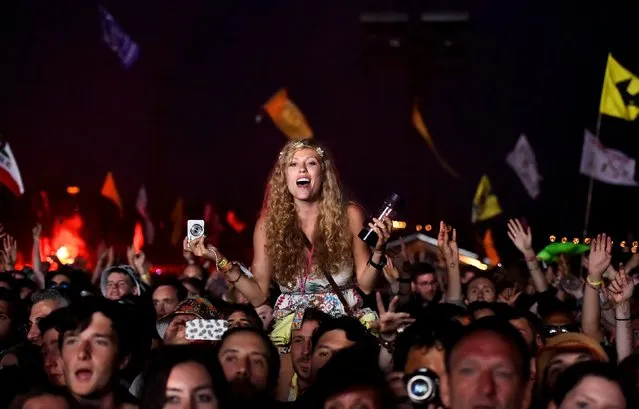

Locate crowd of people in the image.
[0,138,638,409]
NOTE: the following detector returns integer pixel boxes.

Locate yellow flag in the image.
[171,197,184,246]
[411,104,459,178]
[100,172,123,216]
[599,54,639,121]
[472,175,502,223]
[263,88,313,140]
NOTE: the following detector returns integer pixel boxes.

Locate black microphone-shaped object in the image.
[358,193,402,247]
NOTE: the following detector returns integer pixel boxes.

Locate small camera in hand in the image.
[187,220,205,241]
[405,368,440,406]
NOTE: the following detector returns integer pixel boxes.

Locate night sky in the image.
[1,0,639,263]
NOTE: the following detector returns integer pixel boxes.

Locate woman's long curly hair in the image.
[262,139,352,288]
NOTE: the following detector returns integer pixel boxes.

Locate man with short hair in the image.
[151,276,186,318]
[465,276,497,304]
[27,289,71,345]
[217,327,280,408]
[58,297,137,409]
[408,262,442,307]
[100,266,142,301]
[284,308,329,401]
[441,316,531,409]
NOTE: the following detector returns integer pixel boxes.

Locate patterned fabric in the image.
[270,268,377,349]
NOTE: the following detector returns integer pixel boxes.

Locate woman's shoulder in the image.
[345,202,366,221]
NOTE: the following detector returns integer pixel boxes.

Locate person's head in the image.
[549,361,634,409]
[45,272,72,290]
[409,262,439,302]
[37,308,73,387]
[226,303,263,329]
[100,266,140,301]
[9,388,72,409]
[441,316,531,409]
[217,327,280,402]
[263,139,351,287]
[140,345,229,409]
[0,287,25,345]
[157,297,222,345]
[313,346,396,409]
[16,279,38,300]
[504,307,545,356]
[291,308,329,383]
[0,274,16,290]
[27,289,70,345]
[465,276,497,304]
[58,297,132,402]
[152,276,187,319]
[311,316,378,379]
[537,332,609,392]
[180,277,205,297]
[182,264,207,281]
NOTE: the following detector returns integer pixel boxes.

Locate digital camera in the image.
[187,220,205,241]
[405,368,440,405]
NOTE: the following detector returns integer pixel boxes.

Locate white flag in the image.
[506,134,541,199]
[580,130,638,186]
[136,186,155,245]
[0,140,25,197]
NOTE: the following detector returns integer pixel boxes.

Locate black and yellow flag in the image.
[263,88,313,140]
[472,175,502,223]
[412,103,459,178]
[600,54,639,121]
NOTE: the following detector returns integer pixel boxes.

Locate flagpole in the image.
[582,112,603,240]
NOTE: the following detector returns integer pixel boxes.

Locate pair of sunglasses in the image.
[47,281,70,290]
[543,323,580,338]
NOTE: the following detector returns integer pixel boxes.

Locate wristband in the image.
[369,254,387,270]
[615,317,632,321]
[586,275,602,288]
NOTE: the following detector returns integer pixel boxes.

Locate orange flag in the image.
[483,229,500,265]
[171,197,184,246]
[100,172,123,216]
[262,88,313,140]
[411,103,459,178]
[133,221,144,253]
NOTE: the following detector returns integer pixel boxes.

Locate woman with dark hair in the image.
[140,345,229,409]
[549,361,634,409]
[0,287,27,366]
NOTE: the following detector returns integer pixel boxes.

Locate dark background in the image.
[1,0,638,263]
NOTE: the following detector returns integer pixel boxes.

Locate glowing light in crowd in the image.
[66,186,80,195]
[415,225,423,231]
[392,221,407,229]
[51,214,87,265]
[561,237,568,243]
[549,235,556,242]
[425,225,432,231]
[621,241,626,248]
[573,238,580,244]
[56,246,74,265]
[584,237,591,245]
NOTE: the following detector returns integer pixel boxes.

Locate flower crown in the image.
[279,141,325,159]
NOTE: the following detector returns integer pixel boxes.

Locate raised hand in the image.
[498,287,522,305]
[133,250,146,272]
[507,219,533,255]
[606,264,634,305]
[126,246,135,266]
[185,236,218,261]
[437,221,458,264]
[370,217,393,252]
[2,235,17,270]
[588,234,612,279]
[375,292,415,336]
[32,224,42,239]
